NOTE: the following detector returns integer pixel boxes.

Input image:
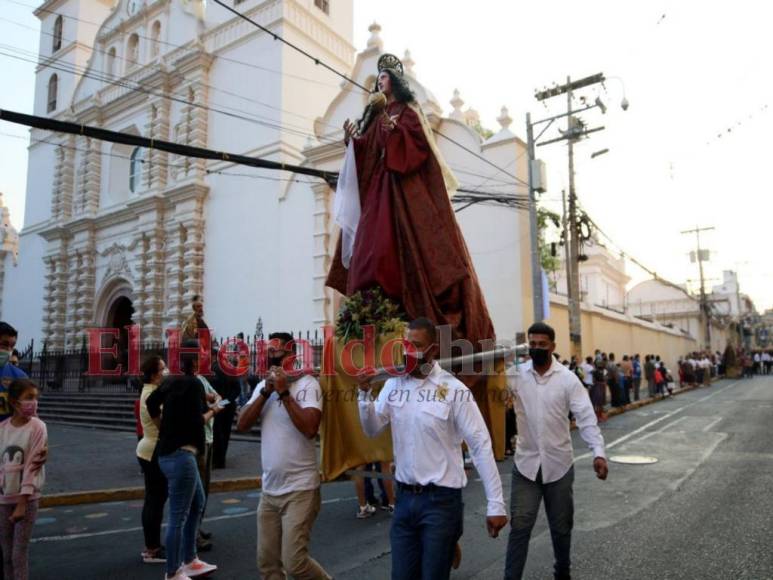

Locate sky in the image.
[0,0,771,310]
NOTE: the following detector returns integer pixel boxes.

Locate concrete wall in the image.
[546,295,702,373]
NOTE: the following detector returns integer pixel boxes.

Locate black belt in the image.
[396,482,457,494]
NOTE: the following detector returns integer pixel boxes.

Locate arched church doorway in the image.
[94,279,135,384]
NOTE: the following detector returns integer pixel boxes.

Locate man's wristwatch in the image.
[278,390,291,400]
[259,387,272,399]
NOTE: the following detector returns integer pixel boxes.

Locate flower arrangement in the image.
[335,287,406,341]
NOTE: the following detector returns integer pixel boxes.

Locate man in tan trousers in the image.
[237,332,331,579]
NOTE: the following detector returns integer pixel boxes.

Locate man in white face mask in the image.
[0,322,28,423]
[358,317,507,579]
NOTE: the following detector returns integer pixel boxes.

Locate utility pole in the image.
[529,72,612,355]
[681,225,715,350]
[526,113,544,323]
[565,76,583,359]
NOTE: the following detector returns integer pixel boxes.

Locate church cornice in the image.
[97,0,168,45]
[35,41,91,74]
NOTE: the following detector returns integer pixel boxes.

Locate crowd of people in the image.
[3,302,772,580]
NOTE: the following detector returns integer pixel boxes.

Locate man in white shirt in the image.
[358,318,508,579]
[237,332,331,580]
[580,356,595,390]
[504,322,608,580]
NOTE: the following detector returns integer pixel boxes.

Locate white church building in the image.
[3,0,531,350]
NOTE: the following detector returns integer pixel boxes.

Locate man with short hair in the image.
[580,356,595,391]
[0,322,28,422]
[237,332,330,580]
[358,317,507,579]
[505,322,607,580]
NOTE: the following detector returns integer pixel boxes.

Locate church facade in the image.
[3,0,530,350]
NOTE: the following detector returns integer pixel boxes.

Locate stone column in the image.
[312,182,334,326]
[41,256,56,343]
[164,221,186,329]
[59,136,75,220]
[147,100,170,190]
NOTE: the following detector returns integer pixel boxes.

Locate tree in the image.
[537,207,561,290]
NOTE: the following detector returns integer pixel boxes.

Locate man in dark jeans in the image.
[211,351,241,469]
[357,318,507,579]
[505,322,608,580]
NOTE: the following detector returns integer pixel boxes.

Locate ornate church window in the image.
[106,47,116,77]
[47,74,58,113]
[150,21,161,58]
[314,0,329,15]
[52,16,63,52]
[129,147,144,193]
[127,33,139,71]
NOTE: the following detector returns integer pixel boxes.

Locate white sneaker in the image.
[182,558,218,577]
[166,569,192,580]
[356,504,376,519]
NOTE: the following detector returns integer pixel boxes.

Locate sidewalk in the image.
[45,425,263,495]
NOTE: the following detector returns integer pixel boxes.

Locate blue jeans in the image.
[504,466,574,580]
[390,484,463,580]
[158,449,205,576]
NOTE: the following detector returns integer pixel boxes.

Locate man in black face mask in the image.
[236,332,330,580]
[504,322,608,580]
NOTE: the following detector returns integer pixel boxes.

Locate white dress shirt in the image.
[580,362,595,386]
[508,358,606,483]
[358,362,506,516]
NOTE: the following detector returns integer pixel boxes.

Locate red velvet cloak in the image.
[326,102,495,347]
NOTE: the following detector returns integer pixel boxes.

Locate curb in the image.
[41,476,262,508]
[571,377,719,429]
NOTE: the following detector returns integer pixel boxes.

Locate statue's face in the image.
[377,71,392,96]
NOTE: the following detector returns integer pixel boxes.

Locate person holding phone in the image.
[237,332,329,580]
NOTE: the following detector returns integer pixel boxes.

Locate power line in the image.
[0,14,349,136]
[0,0,361,93]
[208,0,531,190]
[0,48,339,147]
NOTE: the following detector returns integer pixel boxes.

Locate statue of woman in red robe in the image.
[326,54,495,348]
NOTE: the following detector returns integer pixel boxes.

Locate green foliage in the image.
[335,287,407,342]
[537,207,561,283]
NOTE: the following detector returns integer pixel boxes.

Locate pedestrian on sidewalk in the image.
[621,355,633,405]
[590,360,608,422]
[211,347,241,470]
[504,323,608,580]
[580,357,595,393]
[632,354,642,401]
[194,368,221,552]
[146,347,220,580]
[237,332,332,580]
[606,353,622,407]
[136,355,169,565]
[0,379,47,580]
[357,318,508,580]
[0,323,28,423]
[644,355,656,398]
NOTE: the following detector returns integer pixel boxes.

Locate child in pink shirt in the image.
[0,379,47,580]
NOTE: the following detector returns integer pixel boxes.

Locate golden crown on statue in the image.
[377,53,404,77]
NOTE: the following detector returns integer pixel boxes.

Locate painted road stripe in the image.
[574,380,739,463]
[31,495,358,543]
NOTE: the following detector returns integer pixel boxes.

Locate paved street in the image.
[29,375,773,579]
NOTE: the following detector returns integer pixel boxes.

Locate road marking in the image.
[701,416,723,432]
[574,380,739,463]
[31,495,359,543]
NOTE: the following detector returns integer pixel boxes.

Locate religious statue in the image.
[326,54,495,348]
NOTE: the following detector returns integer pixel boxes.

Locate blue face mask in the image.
[0,351,9,367]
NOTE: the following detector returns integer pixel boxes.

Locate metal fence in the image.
[17,331,326,394]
